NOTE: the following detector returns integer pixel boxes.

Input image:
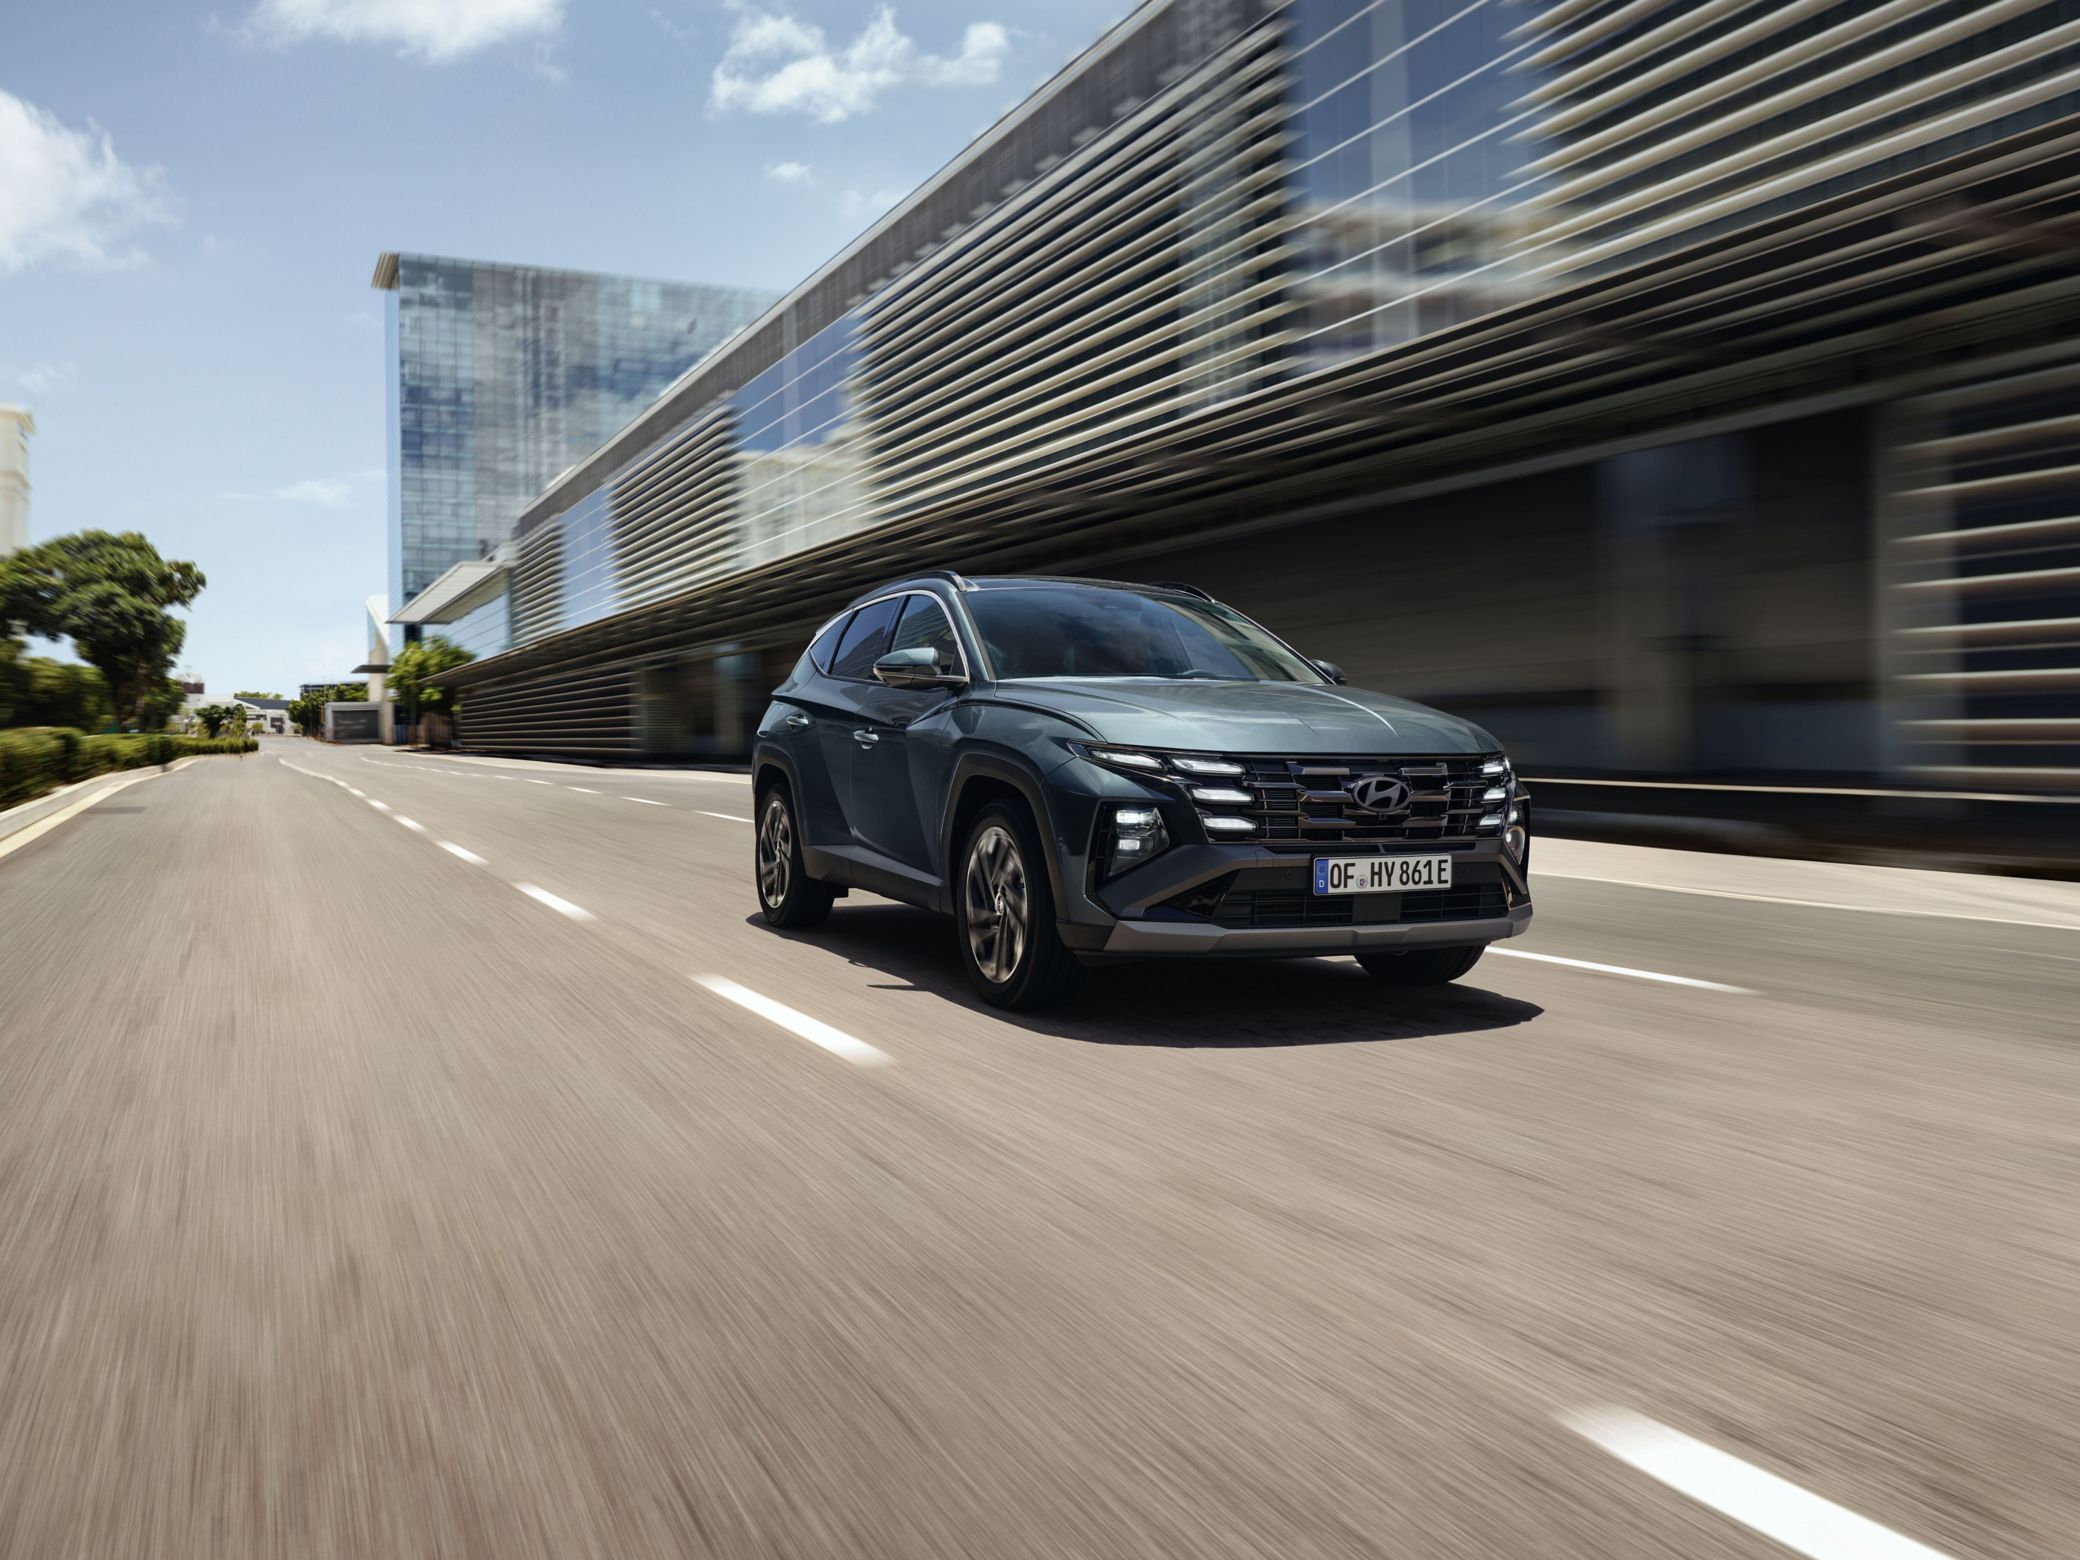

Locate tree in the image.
[233,690,281,701]
[388,637,474,726]
[193,704,237,738]
[0,532,205,729]
[287,683,366,736]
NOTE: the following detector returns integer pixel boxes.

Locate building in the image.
[0,405,33,557]
[438,0,2080,799]
[373,252,777,657]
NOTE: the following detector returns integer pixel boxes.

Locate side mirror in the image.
[873,647,965,689]
[1313,659,1349,685]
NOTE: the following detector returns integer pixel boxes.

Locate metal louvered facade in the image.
[438,0,2080,796]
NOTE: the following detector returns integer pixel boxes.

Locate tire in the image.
[755,784,835,929]
[1356,945,1485,986]
[955,802,1086,1010]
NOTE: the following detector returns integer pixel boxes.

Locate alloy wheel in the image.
[963,823,1029,984]
[757,794,793,908]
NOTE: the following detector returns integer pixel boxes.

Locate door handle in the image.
[785,713,812,729]
[852,729,880,746]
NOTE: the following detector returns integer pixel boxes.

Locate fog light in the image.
[1505,823,1528,862]
[1103,802,1169,879]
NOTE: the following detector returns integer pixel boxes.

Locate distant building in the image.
[372,253,777,658]
[0,405,33,557]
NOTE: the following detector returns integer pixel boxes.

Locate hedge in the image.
[0,727,259,808]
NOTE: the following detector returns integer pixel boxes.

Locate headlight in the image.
[1101,802,1170,879]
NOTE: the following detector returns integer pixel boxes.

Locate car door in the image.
[774,611,856,846]
[846,593,966,874]
[815,594,904,847]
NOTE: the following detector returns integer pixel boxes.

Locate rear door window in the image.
[806,613,852,673]
[828,596,901,681]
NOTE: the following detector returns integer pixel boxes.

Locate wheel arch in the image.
[941,752,1066,916]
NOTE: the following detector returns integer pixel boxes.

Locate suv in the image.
[752,575,1531,1008]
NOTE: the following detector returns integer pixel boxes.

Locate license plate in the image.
[1313,855,1452,895]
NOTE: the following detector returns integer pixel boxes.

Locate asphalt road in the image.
[1,739,2076,1559]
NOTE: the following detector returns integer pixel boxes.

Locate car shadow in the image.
[753,905,1543,1048]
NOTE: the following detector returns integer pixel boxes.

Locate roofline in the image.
[507,0,1178,531]
[370,249,769,297]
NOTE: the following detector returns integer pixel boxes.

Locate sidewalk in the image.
[1537,836,2080,932]
[394,749,753,783]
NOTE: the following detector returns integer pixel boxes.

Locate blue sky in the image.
[2,0,1129,693]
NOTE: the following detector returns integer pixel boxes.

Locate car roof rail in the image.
[922,569,974,592]
[1147,580,1215,601]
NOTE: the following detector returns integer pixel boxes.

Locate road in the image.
[1,739,2076,1559]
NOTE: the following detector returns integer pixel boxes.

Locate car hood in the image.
[992,679,1497,756]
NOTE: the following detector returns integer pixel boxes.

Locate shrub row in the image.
[0,727,259,808]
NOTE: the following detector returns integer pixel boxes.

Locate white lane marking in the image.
[698,810,753,824]
[440,842,486,865]
[524,778,554,787]
[694,975,891,1067]
[367,799,391,812]
[396,816,425,832]
[1563,1408,1954,1560]
[1537,869,2080,934]
[515,883,593,920]
[622,796,669,806]
[1490,947,1752,994]
[347,787,365,798]
[566,786,601,794]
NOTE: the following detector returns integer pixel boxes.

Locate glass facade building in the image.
[376,253,776,650]
[446,0,2080,788]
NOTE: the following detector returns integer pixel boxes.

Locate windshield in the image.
[965,586,1326,683]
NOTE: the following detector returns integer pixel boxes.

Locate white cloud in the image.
[1,362,76,396]
[763,159,814,185]
[243,0,564,61]
[0,91,172,273]
[273,478,353,507]
[840,185,907,222]
[711,5,1010,124]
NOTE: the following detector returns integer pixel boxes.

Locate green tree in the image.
[193,703,236,738]
[388,637,474,725]
[232,690,282,701]
[0,532,205,729]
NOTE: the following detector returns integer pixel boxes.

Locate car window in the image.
[828,596,901,681]
[806,612,852,674]
[965,586,1325,682]
[888,594,960,672]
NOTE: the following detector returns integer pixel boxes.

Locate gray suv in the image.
[752,574,1532,1009]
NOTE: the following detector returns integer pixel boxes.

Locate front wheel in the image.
[756,786,835,928]
[956,803,1085,1010]
[1356,945,1484,986]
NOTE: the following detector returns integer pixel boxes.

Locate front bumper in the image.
[1101,903,1532,956]
[1040,754,1533,960]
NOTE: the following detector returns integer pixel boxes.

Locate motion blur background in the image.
[366,0,2080,869]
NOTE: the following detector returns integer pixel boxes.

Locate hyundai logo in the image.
[1348,775,1412,815]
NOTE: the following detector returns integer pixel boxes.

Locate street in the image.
[2,741,2077,1559]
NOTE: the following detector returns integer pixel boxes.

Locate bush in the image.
[0,726,255,808]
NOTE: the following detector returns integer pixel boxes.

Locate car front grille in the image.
[1226,754,1494,847]
[1207,884,1506,930]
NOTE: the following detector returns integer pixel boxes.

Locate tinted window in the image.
[807,613,852,673]
[888,594,960,672]
[829,596,901,680]
[966,586,1326,683]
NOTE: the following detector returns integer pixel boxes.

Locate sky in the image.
[2,0,1131,694]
